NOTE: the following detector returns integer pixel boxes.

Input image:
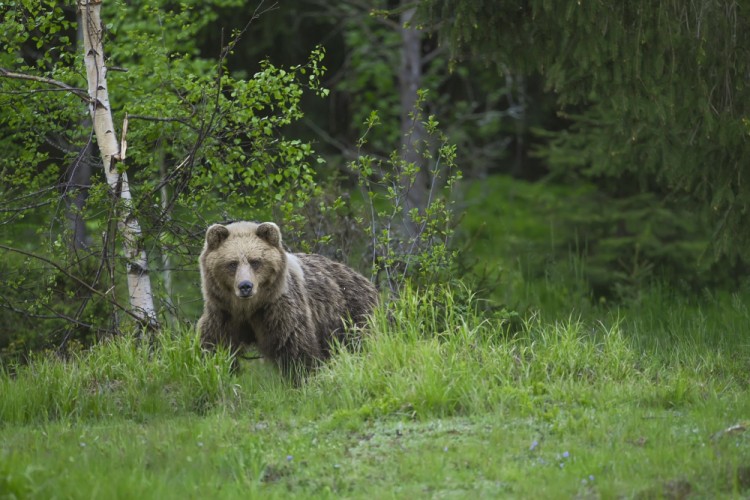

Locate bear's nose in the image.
[237,280,254,297]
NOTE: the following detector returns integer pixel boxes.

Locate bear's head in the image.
[199,221,286,306]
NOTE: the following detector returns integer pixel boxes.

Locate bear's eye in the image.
[226,261,239,272]
[249,258,262,270]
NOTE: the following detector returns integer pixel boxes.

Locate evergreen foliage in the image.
[461,176,739,307]
[425,0,750,259]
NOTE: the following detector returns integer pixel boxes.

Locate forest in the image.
[1,1,750,497]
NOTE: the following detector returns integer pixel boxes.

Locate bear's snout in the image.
[237,280,254,298]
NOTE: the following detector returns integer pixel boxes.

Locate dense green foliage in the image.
[1,0,327,218]
[460,176,742,306]
[0,1,330,355]
[425,0,750,260]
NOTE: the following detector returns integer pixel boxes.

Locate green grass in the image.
[1,284,750,498]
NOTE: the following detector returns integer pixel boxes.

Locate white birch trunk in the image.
[78,0,158,330]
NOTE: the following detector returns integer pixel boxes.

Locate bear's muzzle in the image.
[237,280,254,298]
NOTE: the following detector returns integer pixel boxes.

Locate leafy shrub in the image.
[0,246,111,364]
[460,175,746,307]
[0,3,329,356]
[346,90,462,293]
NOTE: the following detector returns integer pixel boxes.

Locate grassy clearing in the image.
[1,284,750,498]
[0,331,235,424]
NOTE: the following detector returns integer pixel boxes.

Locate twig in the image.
[127,114,195,128]
[0,243,155,330]
[0,67,92,103]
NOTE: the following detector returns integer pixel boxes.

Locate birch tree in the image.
[77,0,158,330]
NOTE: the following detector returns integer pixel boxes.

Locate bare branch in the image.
[220,1,280,60]
[0,297,96,330]
[0,243,155,330]
[0,67,92,103]
[127,114,195,128]
[0,200,54,214]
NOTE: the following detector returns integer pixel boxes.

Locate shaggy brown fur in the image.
[198,221,378,376]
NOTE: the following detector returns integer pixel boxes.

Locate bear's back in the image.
[293,253,378,345]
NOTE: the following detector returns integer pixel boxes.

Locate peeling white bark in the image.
[78,0,158,330]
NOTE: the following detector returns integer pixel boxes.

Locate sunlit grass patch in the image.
[306,285,648,423]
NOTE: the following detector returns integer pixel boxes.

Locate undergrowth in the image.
[2,283,747,428]
[1,284,749,498]
[0,331,235,424]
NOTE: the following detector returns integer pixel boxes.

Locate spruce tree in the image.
[424,0,750,259]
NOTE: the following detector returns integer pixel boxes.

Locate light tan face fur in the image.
[202,221,284,302]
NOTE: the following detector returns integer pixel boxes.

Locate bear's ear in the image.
[205,224,230,251]
[256,222,282,248]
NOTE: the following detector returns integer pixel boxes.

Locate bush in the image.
[459,175,746,307]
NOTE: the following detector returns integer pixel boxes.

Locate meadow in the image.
[1,281,749,499]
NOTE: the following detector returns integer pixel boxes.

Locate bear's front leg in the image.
[198,309,226,349]
[198,307,250,350]
[251,306,322,379]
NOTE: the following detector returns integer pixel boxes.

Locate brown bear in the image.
[197,221,378,376]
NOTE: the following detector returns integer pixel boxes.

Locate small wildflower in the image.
[443,446,448,452]
[529,440,539,451]
[286,455,293,462]
[562,451,570,458]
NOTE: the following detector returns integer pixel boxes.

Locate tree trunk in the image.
[64,144,92,251]
[399,4,428,237]
[157,143,175,326]
[78,0,158,330]
[65,10,94,252]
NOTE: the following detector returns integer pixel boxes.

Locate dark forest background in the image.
[1,0,749,359]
